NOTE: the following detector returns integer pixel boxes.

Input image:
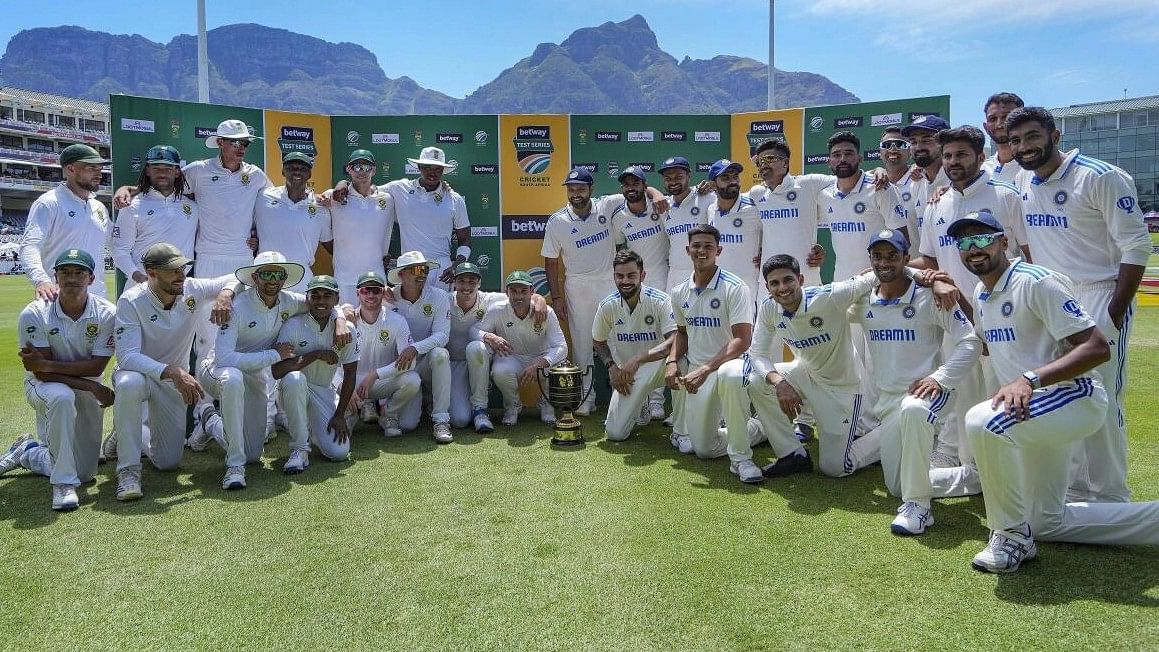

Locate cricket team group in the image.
[3,91,1158,574]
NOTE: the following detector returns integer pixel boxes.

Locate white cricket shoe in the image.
[636,404,650,426]
[187,408,217,452]
[663,414,674,428]
[669,433,693,455]
[283,448,310,474]
[99,431,118,463]
[433,421,454,444]
[116,469,143,501]
[0,433,36,476]
[381,415,403,437]
[729,459,764,484]
[649,402,666,421]
[359,400,379,424]
[222,466,246,490]
[539,400,556,424]
[890,502,933,536]
[51,484,79,512]
[473,409,494,434]
[502,403,522,426]
[971,531,1037,574]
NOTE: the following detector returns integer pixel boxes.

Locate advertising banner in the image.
[729,109,806,184]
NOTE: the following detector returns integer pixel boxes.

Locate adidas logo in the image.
[615,319,624,325]
[865,310,874,319]
[571,227,579,234]
[827,207,834,213]
[623,222,632,229]
[936,217,945,225]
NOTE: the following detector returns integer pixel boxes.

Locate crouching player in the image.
[351,271,422,438]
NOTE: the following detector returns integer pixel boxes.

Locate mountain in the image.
[0,16,857,114]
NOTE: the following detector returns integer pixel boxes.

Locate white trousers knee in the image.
[361,368,422,434]
[400,347,451,430]
[199,363,269,467]
[113,370,189,472]
[604,359,667,441]
[280,371,351,461]
[682,358,754,463]
[24,377,103,486]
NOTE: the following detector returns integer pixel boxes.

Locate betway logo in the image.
[471,164,498,174]
[517,126,550,138]
[281,126,313,141]
[437,132,463,143]
[661,131,686,141]
[595,131,622,141]
[750,120,784,133]
[574,162,598,173]
[503,215,549,239]
[833,117,863,128]
[630,162,655,171]
[195,127,216,138]
[805,154,829,165]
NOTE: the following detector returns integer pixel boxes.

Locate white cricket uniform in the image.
[983,154,1022,187]
[112,190,198,292]
[708,195,762,296]
[352,305,421,435]
[380,179,469,282]
[541,198,619,400]
[671,267,754,463]
[253,187,332,288]
[449,291,506,426]
[612,198,670,291]
[751,174,832,287]
[389,285,452,428]
[1017,149,1151,503]
[663,191,711,294]
[470,301,568,411]
[851,283,982,504]
[277,313,359,461]
[20,184,110,298]
[910,167,949,245]
[19,294,116,487]
[818,173,908,282]
[746,273,880,476]
[592,286,676,440]
[966,260,1159,545]
[331,186,396,303]
[112,276,233,473]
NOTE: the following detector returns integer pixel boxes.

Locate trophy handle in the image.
[536,366,550,398]
[579,364,595,406]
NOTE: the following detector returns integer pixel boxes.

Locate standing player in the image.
[351,271,422,438]
[747,140,829,287]
[2,250,115,511]
[111,145,198,292]
[253,152,332,289]
[593,250,676,442]
[949,213,1159,574]
[981,92,1025,186]
[273,276,359,472]
[660,156,710,296]
[876,128,920,238]
[1006,106,1152,503]
[612,166,670,292]
[706,159,762,294]
[469,271,568,426]
[21,144,111,300]
[901,115,950,240]
[329,150,396,304]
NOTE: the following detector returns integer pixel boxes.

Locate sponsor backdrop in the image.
[729,109,806,183]
[262,110,335,272]
[329,115,503,288]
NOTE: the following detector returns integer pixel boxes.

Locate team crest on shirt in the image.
[533,322,544,334]
[786,191,798,202]
[85,323,99,338]
[183,204,193,216]
[709,298,721,309]
[422,304,433,317]
[902,306,916,319]
[506,321,514,328]
[48,327,60,335]
[299,340,309,347]
[1062,299,1085,318]
[1001,301,1014,317]
[644,315,655,325]
[115,326,124,335]
[185,297,197,312]
[378,330,391,343]
[902,192,912,202]
[651,213,660,221]
[475,309,485,320]
[732,218,743,228]
[809,316,824,328]
[598,215,607,224]
[95,208,105,220]
[247,321,258,328]
[150,314,159,322]
[308,205,318,216]
[378,197,388,209]
[690,207,700,216]
[854,202,866,214]
[241,173,251,185]
[1053,190,1067,205]
[280,311,290,322]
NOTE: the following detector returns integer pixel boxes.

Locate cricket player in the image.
[706,159,762,294]
[329,150,396,304]
[1007,106,1151,503]
[747,139,830,287]
[593,249,676,441]
[253,152,333,289]
[876,127,920,237]
[470,271,568,426]
[350,271,422,438]
[981,92,1025,186]
[659,156,710,297]
[0,249,115,511]
[612,166,670,293]
[21,144,111,300]
[111,243,237,501]
[111,145,198,293]
[949,213,1159,574]
[901,115,950,240]
[273,276,359,472]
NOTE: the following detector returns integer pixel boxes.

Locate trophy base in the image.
[550,410,585,447]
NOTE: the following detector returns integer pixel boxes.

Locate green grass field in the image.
[1,274,1156,651]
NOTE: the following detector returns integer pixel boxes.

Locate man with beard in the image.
[876,128,920,238]
[901,116,950,242]
[470,271,568,426]
[982,92,1025,186]
[330,150,396,304]
[747,140,829,287]
[949,213,1159,574]
[706,159,762,295]
[112,145,198,293]
[593,249,676,441]
[659,157,710,296]
[253,152,332,289]
[1006,106,1151,504]
[21,144,111,300]
[110,243,238,501]
[612,166,670,291]
[351,271,422,438]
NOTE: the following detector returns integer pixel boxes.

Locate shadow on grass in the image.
[991,543,1159,607]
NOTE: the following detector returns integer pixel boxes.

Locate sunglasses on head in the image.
[358,286,383,294]
[255,269,287,281]
[955,232,1004,251]
[349,163,374,173]
[222,138,251,149]
[407,264,431,275]
[879,139,910,150]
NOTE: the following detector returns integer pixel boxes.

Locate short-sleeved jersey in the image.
[380,179,469,265]
[353,305,413,376]
[474,302,568,365]
[330,185,396,286]
[112,190,198,281]
[671,267,752,368]
[983,154,1022,187]
[708,195,762,292]
[911,167,949,239]
[850,282,981,393]
[974,260,1099,386]
[388,285,451,354]
[182,158,271,258]
[448,290,506,360]
[18,294,116,380]
[750,173,832,281]
[612,197,668,273]
[663,191,711,285]
[212,289,308,371]
[278,313,359,387]
[114,276,233,379]
[541,196,619,278]
[888,172,921,241]
[818,173,907,281]
[253,187,332,270]
[592,285,677,364]
[1016,149,1151,284]
[20,184,110,291]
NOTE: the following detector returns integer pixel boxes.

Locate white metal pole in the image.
[767,0,775,109]
[197,0,210,103]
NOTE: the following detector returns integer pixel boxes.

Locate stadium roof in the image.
[1050,95,1159,119]
[0,86,108,117]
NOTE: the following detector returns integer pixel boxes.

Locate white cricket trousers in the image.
[967,378,1159,544]
[113,370,190,473]
[279,371,352,461]
[198,363,268,468]
[360,367,422,435]
[679,358,756,463]
[489,353,546,409]
[23,378,102,486]
[748,359,880,477]
[462,340,496,417]
[564,274,614,398]
[399,347,451,430]
[604,359,667,441]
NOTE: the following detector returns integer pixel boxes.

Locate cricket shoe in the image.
[649,402,666,421]
[890,502,933,536]
[116,469,143,501]
[502,403,522,426]
[283,448,310,474]
[761,451,812,478]
[51,484,80,512]
[359,400,379,424]
[730,459,765,484]
[0,434,36,476]
[669,433,693,455]
[433,421,454,444]
[222,466,246,490]
[99,431,118,463]
[539,400,556,425]
[381,415,403,437]
[472,409,494,434]
[972,530,1037,574]
[636,404,650,427]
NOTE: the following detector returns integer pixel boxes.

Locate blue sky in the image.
[2,0,1157,124]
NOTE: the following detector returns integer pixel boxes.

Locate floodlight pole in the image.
[197,0,210,103]
[767,0,775,109]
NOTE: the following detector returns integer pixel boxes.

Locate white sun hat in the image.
[387,250,441,286]
[206,119,262,148]
[406,146,456,169]
[235,251,305,288]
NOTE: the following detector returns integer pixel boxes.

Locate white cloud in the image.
[807,0,1159,22]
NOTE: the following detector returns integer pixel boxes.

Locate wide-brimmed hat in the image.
[387,251,441,285]
[406,146,456,169]
[235,251,305,288]
[206,119,262,148]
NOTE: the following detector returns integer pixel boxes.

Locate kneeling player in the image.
[351,271,422,437]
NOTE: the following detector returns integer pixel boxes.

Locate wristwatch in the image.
[1021,370,1041,390]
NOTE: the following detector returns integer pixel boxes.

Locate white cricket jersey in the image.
[278,313,359,387]
[850,281,981,393]
[818,173,907,281]
[211,288,308,371]
[1016,149,1151,284]
[112,190,198,281]
[612,197,668,274]
[18,294,116,380]
[750,272,876,392]
[671,267,752,368]
[114,276,233,379]
[664,190,711,284]
[541,197,618,278]
[20,183,110,290]
[750,173,832,273]
[974,260,1100,385]
[983,154,1022,187]
[592,285,677,364]
[182,158,271,258]
[330,185,396,287]
[388,285,451,354]
[253,187,332,272]
[890,172,921,242]
[448,291,506,360]
[472,301,568,365]
[912,167,950,238]
[380,179,469,267]
[352,305,413,376]
[708,195,762,291]
[919,171,1028,292]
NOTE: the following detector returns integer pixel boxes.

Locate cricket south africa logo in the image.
[514,125,553,176]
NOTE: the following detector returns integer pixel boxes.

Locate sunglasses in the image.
[349,163,374,173]
[222,138,251,149]
[255,269,288,281]
[406,264,431,275]
[755,154,787,165]
[955,232,1004,251]
[879,139,910,150]
[358,286,384,294]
